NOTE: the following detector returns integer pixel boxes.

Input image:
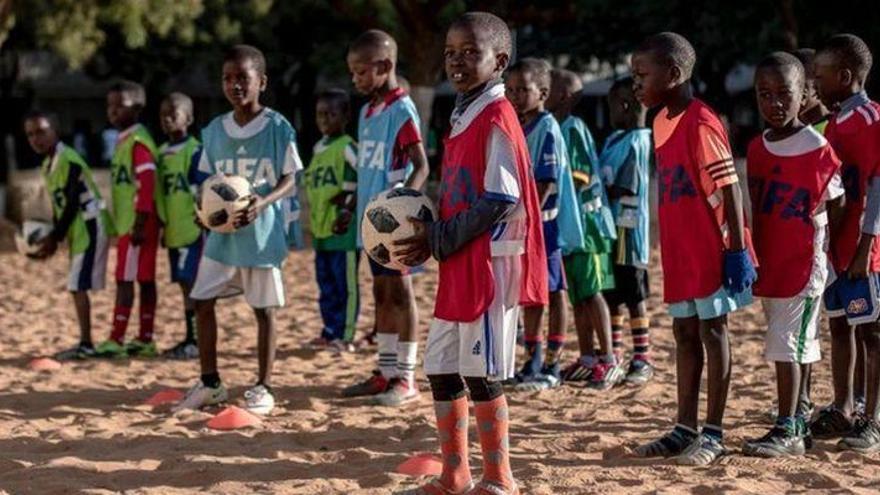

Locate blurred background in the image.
[1,0,879,221]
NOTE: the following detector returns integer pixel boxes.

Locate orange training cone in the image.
[28,357,61,371]
[145,389,185,406]
[396,453,443,477]
[207,406,261,430]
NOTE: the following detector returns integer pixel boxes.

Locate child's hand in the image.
[330,191,350,207]
[723,248,757,294]
[848,241,872,279]
[393,217,431,267]
[234,196,264,229]
[131,212,148,246]
[29,236,58,260]
[333,209,353,235]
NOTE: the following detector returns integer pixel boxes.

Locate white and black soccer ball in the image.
[15,220,52,256]
[361,188,437,271]
[196,174,254,233]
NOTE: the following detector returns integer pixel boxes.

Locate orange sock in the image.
[435,397,472,491]
[473,395,514,490]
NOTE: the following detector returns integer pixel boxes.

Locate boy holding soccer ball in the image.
[174,45,303,415]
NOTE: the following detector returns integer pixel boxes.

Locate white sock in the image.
[397,341,418,385]
[377,332,398,378]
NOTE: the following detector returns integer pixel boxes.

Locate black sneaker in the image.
[743,426,805,457]
[634,426,698,458]
[561,358,593,382]
[624,359,654,385]
[837,416,880,453]
[162,340,199,360]
[799,416,814,450]
[54,343,96,361]
[811,405,853,439]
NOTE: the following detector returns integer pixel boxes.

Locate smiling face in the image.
[444,24,507,93]
[755,66,804,130]
[24,116,58,156]
[630,50,676,109]
[505,70,545,118]
[106,91,140,129]
[222,58,266,111]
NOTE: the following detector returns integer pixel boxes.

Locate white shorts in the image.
[190,256,285,308]
[424,256,521,380]
[762,295,821,364]
[67,227,109,292]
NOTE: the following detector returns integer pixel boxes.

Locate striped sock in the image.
[611,315,625,361]
[397,341,418,385]
[545,334,565,366]
[377,332,398,379]
[630,316,651,363]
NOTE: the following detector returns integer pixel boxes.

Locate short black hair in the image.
[162,92,194,119]
[820,33,873,83]
[508,57,552,90]
[792,48,816,69]
[109,79,146,106]
[609,76,635,96]
[756,51,805,88]
[224,44,267,74]
[635,32,697,79]
[317,88,351,114]
[551,68,582,92]
[349,29,398,62]
[23,109,59,129]
[448,11,512,56]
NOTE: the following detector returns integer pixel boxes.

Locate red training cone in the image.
[207,406,261,430]
[28,357,61,371]
[396,453,443,477]
[145,389,185,406]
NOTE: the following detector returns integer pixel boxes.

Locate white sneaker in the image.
[172,381,228,412]
[244,384,275,415]
[373,378,420,407]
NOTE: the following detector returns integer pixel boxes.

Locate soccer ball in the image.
[361,188,437,271]
[15,220,52,256]
[196,174,254,233]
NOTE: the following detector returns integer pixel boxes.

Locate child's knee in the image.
[427,374,467,401]
[463,376,503,402]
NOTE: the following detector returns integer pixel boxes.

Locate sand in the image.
[1,246,880,495]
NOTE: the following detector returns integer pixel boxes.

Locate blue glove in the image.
[723,249,757,294]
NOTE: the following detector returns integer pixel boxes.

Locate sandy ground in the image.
[1,245,880,495]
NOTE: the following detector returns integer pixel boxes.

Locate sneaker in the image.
[588,361,624,390]
[54,343,96,361]
[676,433,727,466]
[854,396,867,416]
[94,339,128,359]
[799,416,814,450]
[811,405,853,439]
[373,378,420,406]
[244,384,275,415]
[837,416,880,453]
[397,478,474,495]
[172,381,228,412]
[342,370,390,398]
[125,339,158,358]
[561,358,593,382]
[162,340,199,360]
[515,364,561,391]
[634,426,698,458]
[797,398,816,421]
[624,359,654,385]
[742,426,805,457]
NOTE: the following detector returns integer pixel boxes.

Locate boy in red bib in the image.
[813,34,880,451]
[394,12,546,495]
[630,33,756,465]
[743,53,842,457]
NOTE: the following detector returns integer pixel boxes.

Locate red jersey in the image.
[653,99,754,302]
[748,127,841,297]
[825,99,880,273]
[435,96,547,322]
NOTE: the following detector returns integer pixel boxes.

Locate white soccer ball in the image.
[361,188,437,271]
[15,220,52,256]
[196,174,254,233]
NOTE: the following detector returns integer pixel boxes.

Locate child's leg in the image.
[589,293,614,360]
[254,307,276,387]
[855,327,868,407]
[426,373,472,492]
[610,305,625,362]
[316,250,344,341]
[109,281,135,343]
[572,300,595,358]
[465,377,514,491]
[628,301,650,363]
[699,315,731,434]
[181,282,196,342]
[373,276,399,379]
[137,281,157,342]
[861,322,880,419]
[776,362,800,419]
[71,291,92,345]
[829,315,855,414]
[522,305,545,375]
[545,289,567,368]
[343,251,360,343]
[379,274,419,385]
[196,298,219,384]
[674,316,703,429]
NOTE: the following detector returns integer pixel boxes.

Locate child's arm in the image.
[607,147,639,201]
[403,141,429,191]
[35,166,85,258]
[235,139,301,228]
[332,141,358,234]
[131,143,157,246]
[850,173,880,277]
[534,131,560,207]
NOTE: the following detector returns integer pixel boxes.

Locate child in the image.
[156,92,204,359]
[505,58,584,390]
[173,45,301,415]
[341,29,430,406]
[743,52,842,457]
[23,111,112,360]
[305,88,360,350]
[600,77,656,385]
[630,32,756,465]
[546,68,623,389]
[95,80,162,359]
[793,48,832,133]
[394,12,546,494]
[813,34,880,451]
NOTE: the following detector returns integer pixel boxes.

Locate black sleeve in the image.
[428,196,517,261]
[50,166,84,242]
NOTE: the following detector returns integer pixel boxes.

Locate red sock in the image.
[109,305,132,343]
[434,397,472,491]
[474,395,514,490]
[139,298,156,342]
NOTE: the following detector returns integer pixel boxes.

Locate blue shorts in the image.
[169,236,205,284]
[824,273,880,325]
[547,249,567,293]
[366,253,424,278]
[668,285,753,320]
